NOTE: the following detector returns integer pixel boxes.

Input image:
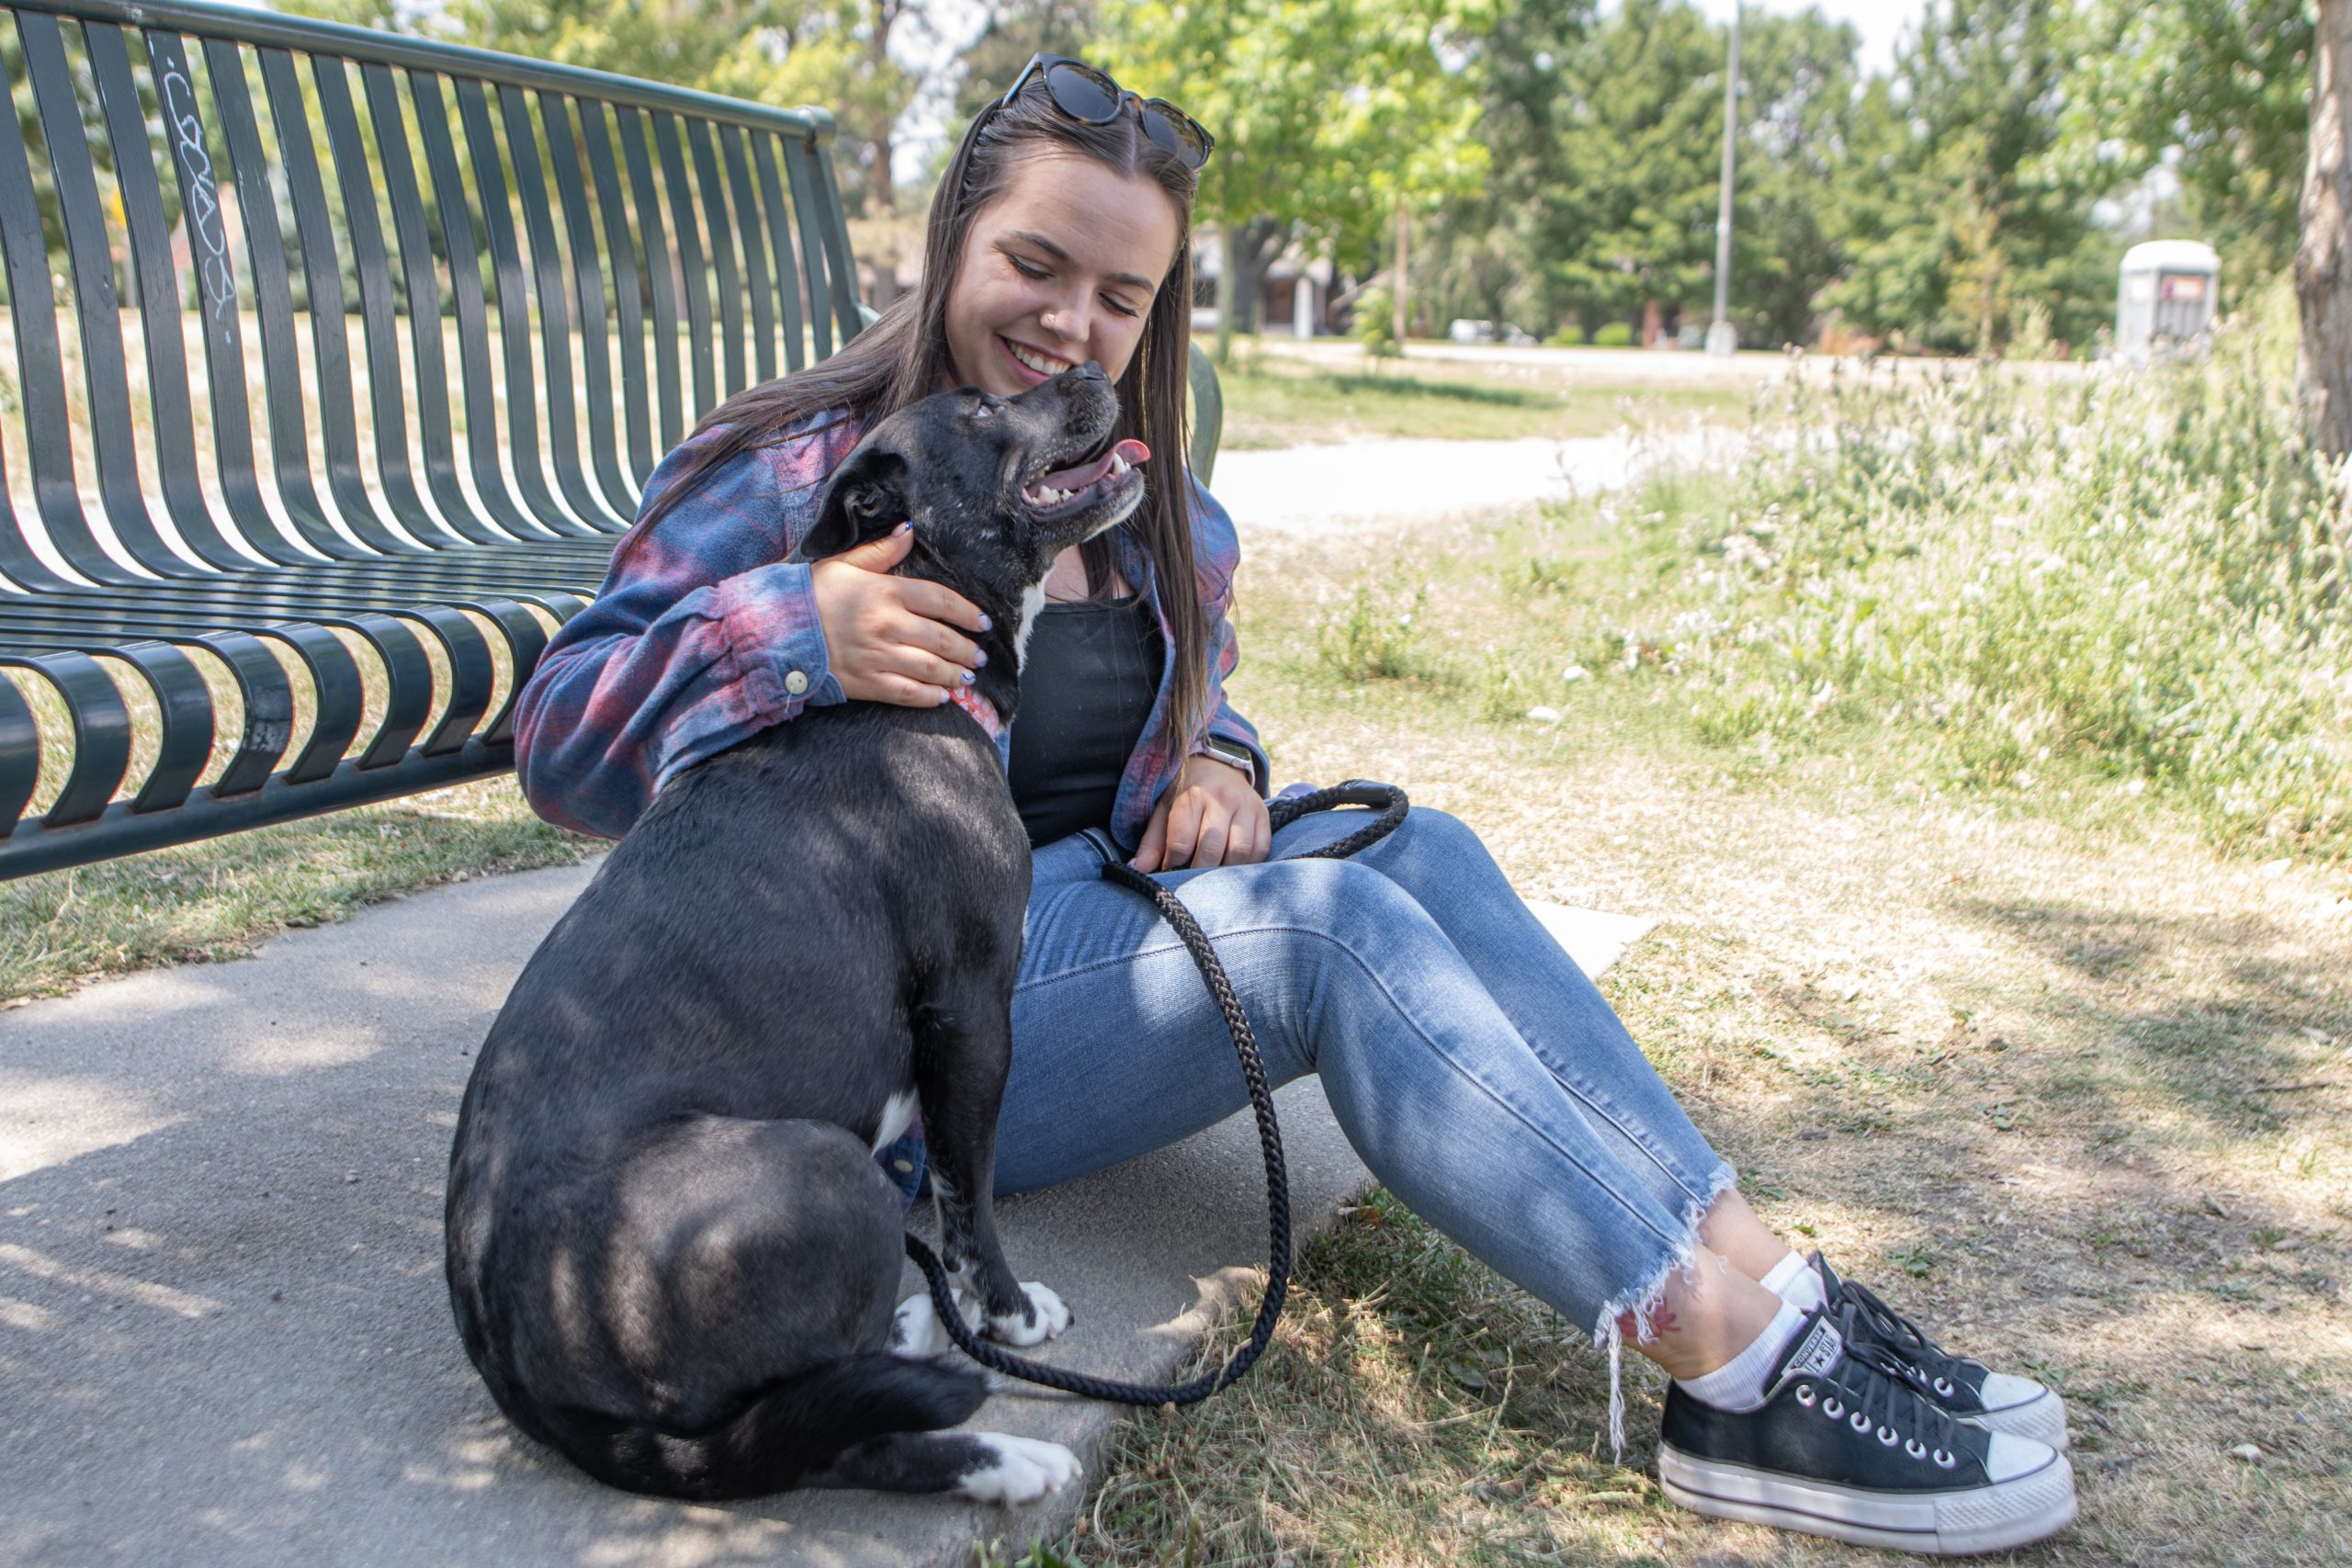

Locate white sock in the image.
[1760,1249,1826,1311]
[1673,1298,1809,1414]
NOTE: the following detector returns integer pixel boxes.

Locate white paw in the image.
[890,1289,980,1358]
[987,1282,1071,1348]
[955,1434,1082,1505]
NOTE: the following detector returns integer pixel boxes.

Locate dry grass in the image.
[980,501,2352,1567]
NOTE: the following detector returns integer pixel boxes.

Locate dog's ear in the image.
[796,446,910,562]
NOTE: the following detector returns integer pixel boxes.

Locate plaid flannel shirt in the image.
[514,409,1269,849]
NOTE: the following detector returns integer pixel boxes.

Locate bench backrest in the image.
[0,0,868,585]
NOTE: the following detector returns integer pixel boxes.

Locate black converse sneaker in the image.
[1812,1253,2070,1451]
[1657,1309,2076,1557]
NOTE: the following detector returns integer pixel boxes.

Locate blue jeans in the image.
[993,805,1736,1380]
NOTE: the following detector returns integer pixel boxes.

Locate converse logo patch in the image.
[1782,1317,1844,1382]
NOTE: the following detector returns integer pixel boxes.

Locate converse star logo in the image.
[1784,1318,1844,1381]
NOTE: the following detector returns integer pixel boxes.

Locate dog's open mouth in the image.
[1020,438,1149,518]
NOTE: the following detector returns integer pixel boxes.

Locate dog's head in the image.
[797,363,1148,595]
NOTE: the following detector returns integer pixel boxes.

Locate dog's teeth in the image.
[1110,455,1129,475]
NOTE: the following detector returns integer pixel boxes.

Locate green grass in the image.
[1216,354,1745,449]
[0,777,593,1003]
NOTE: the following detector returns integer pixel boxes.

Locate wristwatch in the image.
[1196,734,1259,787]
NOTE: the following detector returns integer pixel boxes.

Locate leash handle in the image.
[903,780,1408,1406]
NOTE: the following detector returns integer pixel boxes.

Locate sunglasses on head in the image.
[998,53,1215,170]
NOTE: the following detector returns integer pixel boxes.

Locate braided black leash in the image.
[902,781,1409,1405]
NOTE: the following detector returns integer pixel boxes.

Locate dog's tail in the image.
[528,1352,989,1501]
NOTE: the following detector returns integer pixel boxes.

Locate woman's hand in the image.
[811,524,991,706]
[1131,753,1270,871]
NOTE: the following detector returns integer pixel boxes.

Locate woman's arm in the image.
[513,428,849,840]
[1126,476,1274,870]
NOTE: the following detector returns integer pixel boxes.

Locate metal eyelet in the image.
[1905,1438,1928,1460]
[1823,1397,1845,1419]
[1850,1410,1872,1432]
[1934,1376,1955,1397]
[1878,1425,1901,1446]
[1794,1385,1816,1407]
[1933,1448,1957,1469]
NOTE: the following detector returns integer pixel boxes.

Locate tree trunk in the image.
[2298,0,2352,455]
[865,0,899,214]
[1228,217,1283,334]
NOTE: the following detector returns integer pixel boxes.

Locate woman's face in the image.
[944,149,1183,399]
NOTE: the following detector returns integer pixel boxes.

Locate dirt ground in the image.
[1152,523,2352,1564]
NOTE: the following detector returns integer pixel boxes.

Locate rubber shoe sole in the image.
[1965,1381,2070,1453]
[1657,1441,2077,1557]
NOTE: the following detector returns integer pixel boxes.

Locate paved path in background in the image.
[1212,428,1740,538]
[0,863,1649,1568]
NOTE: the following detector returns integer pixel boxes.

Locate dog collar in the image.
[947,682,1004,741]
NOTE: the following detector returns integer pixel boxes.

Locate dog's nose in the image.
[1070,361,1107,382]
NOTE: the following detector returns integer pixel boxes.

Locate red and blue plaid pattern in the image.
[514,409,1267,846]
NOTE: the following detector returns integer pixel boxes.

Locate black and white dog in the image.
[445,364,1150,1503]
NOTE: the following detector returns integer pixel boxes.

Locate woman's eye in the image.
[1103,295,1142,320]
[1009,255,1048,280]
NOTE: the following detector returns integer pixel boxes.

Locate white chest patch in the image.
[1011,582,1047,671]
[871,1088,918,1153]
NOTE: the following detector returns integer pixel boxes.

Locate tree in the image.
[1097,0,1490,359]
[2075,0,2313,286]
[1725,9,1865,347]
[1821,0,2112,355]
[952,0,1101,123]
[2298,0,2352,453]
[1544,0,1724,339]
[1414,0,1594,337]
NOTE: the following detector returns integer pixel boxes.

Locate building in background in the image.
[1189,231,1334,337]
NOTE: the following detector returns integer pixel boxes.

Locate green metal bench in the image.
[0,0,1222,879]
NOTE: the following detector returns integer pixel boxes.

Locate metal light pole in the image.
[1705,2,1741,358]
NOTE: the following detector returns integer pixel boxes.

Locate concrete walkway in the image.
[1211,429,1739,538]
[0,863,1650,1568]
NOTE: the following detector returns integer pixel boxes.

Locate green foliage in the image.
[1097,0,1491,260]
[1317,574,1430,682]
[2070,0,2313,285]
[1820,0,2117,355]
[1592,321,1634,347]
[1614,316,2352,861]
[1544,323,1586,347]
[1351,286,1401,358]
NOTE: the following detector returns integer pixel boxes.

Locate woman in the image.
[514,56,2076,1555]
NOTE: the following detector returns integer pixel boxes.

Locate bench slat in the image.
[751,134,810,378]
[91,21,258,573]
[149,28,316,570]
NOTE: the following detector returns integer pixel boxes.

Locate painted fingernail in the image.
[894,521,911,536]
[975,651,989,667]
[936,688,951,705]
[978,613,994,632]
[960,669,976,685]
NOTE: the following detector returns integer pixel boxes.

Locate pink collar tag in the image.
[946,682,1004,741]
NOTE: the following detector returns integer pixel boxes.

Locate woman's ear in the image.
[795,446,910,561]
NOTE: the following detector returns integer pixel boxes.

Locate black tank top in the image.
[1006,594,1165,848]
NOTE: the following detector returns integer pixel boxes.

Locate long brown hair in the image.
[639,70,1210,742]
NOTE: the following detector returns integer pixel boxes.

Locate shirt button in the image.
[784,669,809,696]
[891,1159,914,1173]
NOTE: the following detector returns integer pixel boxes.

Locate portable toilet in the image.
[2116,240,2221,361]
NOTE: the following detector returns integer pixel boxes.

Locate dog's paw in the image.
[891,1289,981,1358]
[956,1434,1081,1505]
[987,1281,1071,1348]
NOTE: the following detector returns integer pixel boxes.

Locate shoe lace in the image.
[1826,1269,1952,1374]
[1792,1306,1973,1465]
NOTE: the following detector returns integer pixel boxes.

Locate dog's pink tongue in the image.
[1039,438,1149,491]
